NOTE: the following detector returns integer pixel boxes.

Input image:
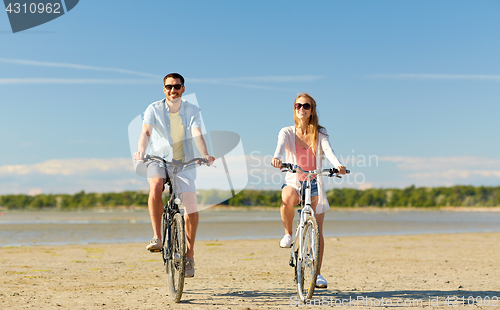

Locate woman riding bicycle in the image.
[271,93,346,289]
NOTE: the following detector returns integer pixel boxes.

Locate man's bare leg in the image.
[180,191,198,259]
[148,177,164,240]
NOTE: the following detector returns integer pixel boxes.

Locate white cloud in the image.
[358,182,372,190]
[190,75,324,91]
[0,78,157,84]
[0,77,318,90]
[365,73,500,81]
[0,158,134,176]
[28,188,42,196]
[214,82,293,91]
[374,156,500,188]
[0,57,161,78]
[0,58,322,83]
[191,75,323,83]
[0,156,249,194]
[380,156,500,171]
[0,57,322,90]
[408,170,500,179]
[0,178,148,195]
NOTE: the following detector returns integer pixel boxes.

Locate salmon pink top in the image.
[295,141,316,181]
[273,126,344,214]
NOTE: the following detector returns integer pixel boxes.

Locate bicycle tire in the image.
[161,212,168,263]
[297,215,320,301]
[166,212,186,303]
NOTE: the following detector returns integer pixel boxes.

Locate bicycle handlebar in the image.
[280,163,350,177]
[139,154,209,168]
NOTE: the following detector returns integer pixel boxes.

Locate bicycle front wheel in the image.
[297,215,320,301]
[166,212,186,303]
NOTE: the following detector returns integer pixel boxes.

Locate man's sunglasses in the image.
[294,103,311,110]
[164,84,184,90]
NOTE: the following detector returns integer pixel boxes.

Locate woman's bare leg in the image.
[280,186,299,235]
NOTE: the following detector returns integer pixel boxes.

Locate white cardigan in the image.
[273,126,343,214]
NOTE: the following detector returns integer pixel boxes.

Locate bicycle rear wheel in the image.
[297,215,320,301]
[166,212,186,303]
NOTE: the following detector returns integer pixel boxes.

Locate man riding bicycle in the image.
[133,73,214,278]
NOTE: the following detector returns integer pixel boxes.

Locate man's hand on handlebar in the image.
[134,151,146,162]
[202,155,215,166]
[337,165,347,175]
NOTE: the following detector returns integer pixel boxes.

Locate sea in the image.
[1,209,500,247]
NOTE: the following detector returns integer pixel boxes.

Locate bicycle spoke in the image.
[297,216,320,302]
[166,212,186,303]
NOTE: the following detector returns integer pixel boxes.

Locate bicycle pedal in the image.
[149,249,162,253]
[173,253,181,263]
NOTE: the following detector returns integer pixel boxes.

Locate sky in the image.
[1,0,499,195]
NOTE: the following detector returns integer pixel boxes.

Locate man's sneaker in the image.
[279,234,293,248]
[185,258,195,278]
[316,274,327,288]
[146,238,162,251]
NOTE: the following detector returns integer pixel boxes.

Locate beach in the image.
[2,232,499,309]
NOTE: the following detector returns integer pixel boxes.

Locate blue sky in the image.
[1,1,499,194]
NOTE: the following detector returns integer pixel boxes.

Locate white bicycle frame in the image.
[293,171,316,287]
[285,166,335,282]
[281,163,349,301]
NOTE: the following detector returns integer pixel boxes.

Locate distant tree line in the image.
[325,185,500,207]
[1,185,499,210]
[0,191,149,210]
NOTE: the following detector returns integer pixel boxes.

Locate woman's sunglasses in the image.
[164,84,183,90]
[294,103,311,110]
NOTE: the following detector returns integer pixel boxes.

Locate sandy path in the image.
[1,232,500,309]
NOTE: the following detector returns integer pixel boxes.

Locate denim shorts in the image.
[281,177,318,200]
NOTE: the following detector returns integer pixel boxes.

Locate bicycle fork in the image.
[165,205,184,273]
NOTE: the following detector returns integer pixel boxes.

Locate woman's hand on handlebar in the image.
[272,158,282,169]
[337,165,347,175]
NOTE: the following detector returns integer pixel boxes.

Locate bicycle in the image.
[140,154,209,303]
[280,163,350,302]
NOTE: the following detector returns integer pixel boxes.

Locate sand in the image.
[1,232,500,309]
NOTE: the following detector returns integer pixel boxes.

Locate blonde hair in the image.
[293,93,327,153]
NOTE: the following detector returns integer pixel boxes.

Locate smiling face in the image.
[163,77,185,101]
[294,96,312,121]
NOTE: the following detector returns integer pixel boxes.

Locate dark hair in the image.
[163,73,185,85]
